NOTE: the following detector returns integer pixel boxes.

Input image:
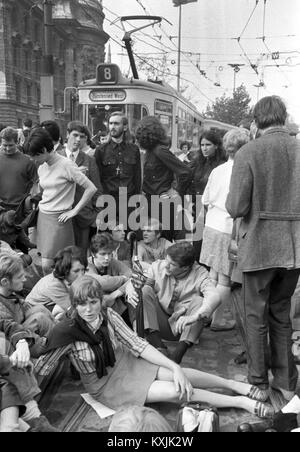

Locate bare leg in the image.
[146,380,261,415]
[211,272,234,327]
[145,367,272,416]
[156,366,254,396]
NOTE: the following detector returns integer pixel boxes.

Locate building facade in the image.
[0,0,109,131]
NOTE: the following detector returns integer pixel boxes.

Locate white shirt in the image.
[202,159,234,234]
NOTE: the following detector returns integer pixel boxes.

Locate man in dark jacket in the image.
[226,96,300,401]
[57,121,103,253]
[94,111,141,224]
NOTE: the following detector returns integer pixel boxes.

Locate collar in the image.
[65,147,80,160]
[261,126,289,136]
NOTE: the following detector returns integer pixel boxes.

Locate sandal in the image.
[247,386,269,402]
[254,402,274,419]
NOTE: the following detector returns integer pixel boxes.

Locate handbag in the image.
[176,403,219,432]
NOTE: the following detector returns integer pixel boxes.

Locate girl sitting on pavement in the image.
[34,275,274,419]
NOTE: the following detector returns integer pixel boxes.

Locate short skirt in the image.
[80,348,159,410]
[200,226,232,276]
[37,211,75,259]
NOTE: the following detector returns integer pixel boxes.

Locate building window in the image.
[24,14,30,35]
[24,50,30,72]
[26,84,32,105]
[34,22,40,42]
[15,79,21,103]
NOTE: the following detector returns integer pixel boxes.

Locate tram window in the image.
[142,106,148,118]
[127,104,143,132]
[88,104,126,138]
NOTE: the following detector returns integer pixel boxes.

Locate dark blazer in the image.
[57,148,103,228]
[226,127,300,271]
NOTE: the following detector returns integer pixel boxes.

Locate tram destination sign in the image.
[89,90,127,102]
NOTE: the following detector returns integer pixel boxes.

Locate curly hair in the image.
[135,116,168,150]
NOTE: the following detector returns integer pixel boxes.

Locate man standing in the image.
[0,127,37,218]
[57,121,103,253]
[94,111,141,222]
[226,96,300,401]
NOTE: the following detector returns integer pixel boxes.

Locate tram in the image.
[77,63,236,153]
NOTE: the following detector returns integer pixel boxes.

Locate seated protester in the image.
[87,233,132,317]
[108,405,173,432]
[0,207,36,255]
[126,241,221,364]
[0,319,59,432]
[26,246,128,321]
[137,218,172,268]
[0,252,55,357]
[25,246,87,320]
[34,276,273,419]
[106,221,131,266]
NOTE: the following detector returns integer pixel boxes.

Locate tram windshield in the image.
[87,103,148,143]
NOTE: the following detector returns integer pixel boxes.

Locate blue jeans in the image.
[243,268,300,390]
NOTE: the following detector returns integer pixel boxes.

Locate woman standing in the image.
[189,131,227,259]
[135,116,192,241]
[199,128,250,331]
[25,128,96,274]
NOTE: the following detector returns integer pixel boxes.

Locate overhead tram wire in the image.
[78,1,213,102]
[132,0,224,89]
[260,0,291,86]
[233,0,261,77]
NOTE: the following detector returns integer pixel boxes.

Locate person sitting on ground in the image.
[0,318,59,432]
[25,246,87,320]
[26,245,128,321]
[0,252,55,357]
[34,275,274,419]
[137,218,172,269]
[126,241,221,364]
[108,405,174,432]
[105,221,131,266]
[87,233,132,318]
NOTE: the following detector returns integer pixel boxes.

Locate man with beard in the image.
[94,112,141,224]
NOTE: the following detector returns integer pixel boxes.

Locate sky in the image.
[101,0,300,124]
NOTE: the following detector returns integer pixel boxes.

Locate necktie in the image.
[70,152,75,162]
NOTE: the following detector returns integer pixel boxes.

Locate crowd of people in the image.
[0,95,299,432]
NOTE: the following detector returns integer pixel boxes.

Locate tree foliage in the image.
[204,85,253,126]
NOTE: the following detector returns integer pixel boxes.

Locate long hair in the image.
[197,130,226,166]
[135,116,168,150]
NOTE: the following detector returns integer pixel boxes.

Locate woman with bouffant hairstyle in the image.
[25,127,96,274]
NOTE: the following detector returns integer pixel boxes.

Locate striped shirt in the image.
[34,308,149,376]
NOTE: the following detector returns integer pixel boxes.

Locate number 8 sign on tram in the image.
[96,64,118,85]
